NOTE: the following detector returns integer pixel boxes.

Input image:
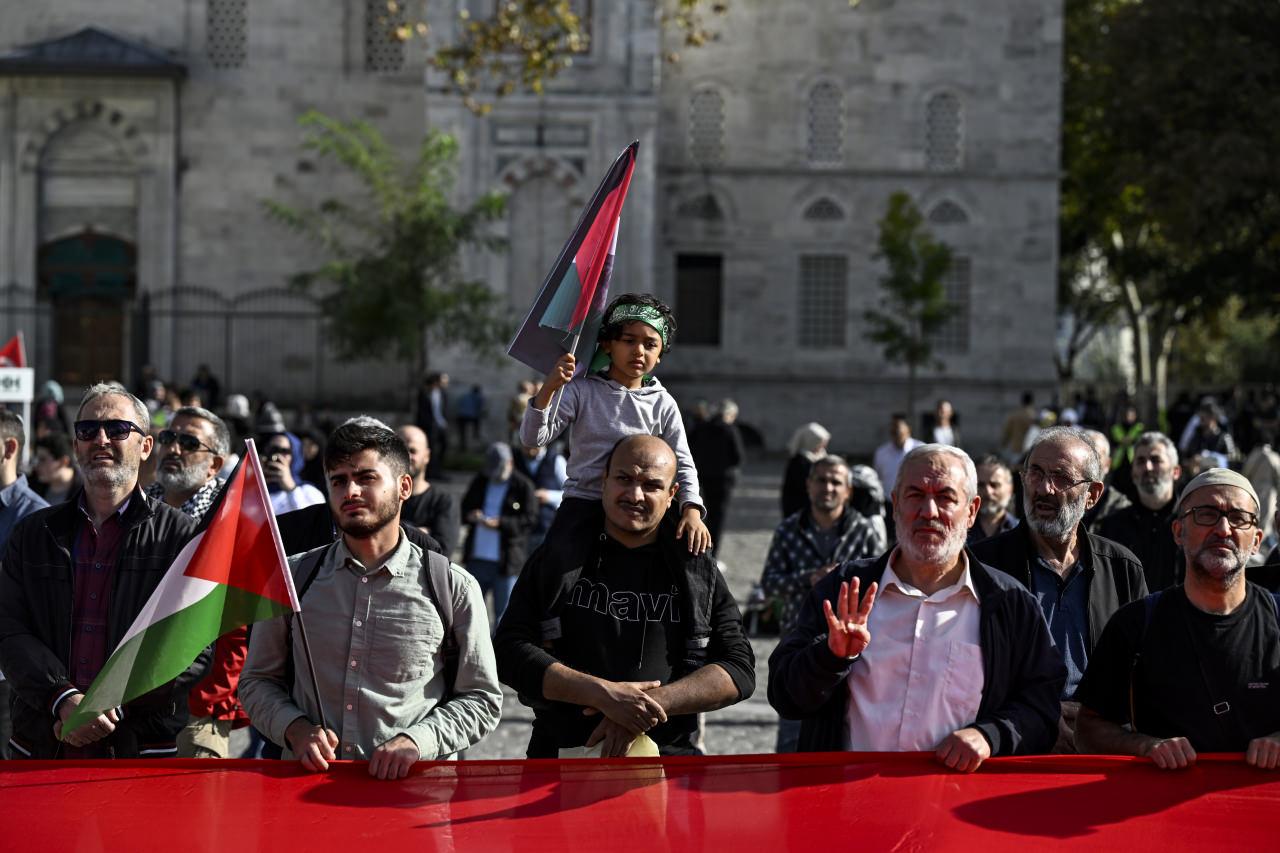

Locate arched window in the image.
[803,197,845,222]
[806,82,843,165]
[925,92,963,171]
[689,89,725,166]
[207,0,248,69]
[927,200,969,225]
[365,0,406,73]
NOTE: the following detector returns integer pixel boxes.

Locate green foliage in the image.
[263,110,508,372]
[1060,0,1280,394]
[1169,297,1280,387]
[864,192,953,414]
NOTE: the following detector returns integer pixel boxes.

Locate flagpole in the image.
[293,613,330,733]
[550,330,583,424]
[244,438,331,736]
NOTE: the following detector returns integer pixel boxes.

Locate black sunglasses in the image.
[74,419,147,442]
[157,429,217,454]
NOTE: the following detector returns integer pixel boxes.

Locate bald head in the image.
[396,424,430,480]
[606,434,677,484]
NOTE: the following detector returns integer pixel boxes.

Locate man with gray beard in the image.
[1098,432,1183,590]
[1076,469,1280,770]
[0,382,206,759]
[144,406,229,522]
[967,455,1018,543]
[971,426,1147,751]
[770,444,1064,769]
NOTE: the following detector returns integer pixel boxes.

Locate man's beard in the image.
[1186,539,1248,590]
[336,497,401,539]
[1136,470,1173,501]
[1023,489,1088,542]
[897,518,969,567]
[77,451,138,492]
[155,460,208,495]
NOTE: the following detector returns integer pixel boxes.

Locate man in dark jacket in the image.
[769,444,1064,771]
[1097,431,1183,590]
[495,435,756,758]
[971,426,1147,752]
[461,442,537,622]
[0,383,207,759]
[689,399,746,557]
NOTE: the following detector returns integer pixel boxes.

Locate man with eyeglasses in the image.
[0,382,209,759]
[1098,432,1184,591]
[972,426,1147,752]
[1076,469,1280,770]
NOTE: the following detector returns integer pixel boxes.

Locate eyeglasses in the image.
[157,429,216,454]
[1180,506,1258,531]
[74,419,147,442]
[1021,465,1093,493]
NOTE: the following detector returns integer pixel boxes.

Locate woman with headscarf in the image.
[781,422,830,519]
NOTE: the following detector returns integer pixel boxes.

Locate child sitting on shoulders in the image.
[520,293,711,554]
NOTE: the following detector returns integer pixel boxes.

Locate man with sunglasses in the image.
[1076,469,1280,770]
[971,426,1147,752]
[144,407,229,521]
[0,382,209,759]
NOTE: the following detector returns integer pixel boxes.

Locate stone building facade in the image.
[0,1,1062,454]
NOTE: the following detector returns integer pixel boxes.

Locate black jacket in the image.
[970,521,1148,651]
[767,550,1065,755]
[460,471,538,576]
[0,489,209,759]
[1096,500,1181,591]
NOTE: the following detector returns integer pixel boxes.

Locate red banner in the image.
[1,752,1276,851]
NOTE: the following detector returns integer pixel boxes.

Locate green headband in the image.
[607,303,669,348]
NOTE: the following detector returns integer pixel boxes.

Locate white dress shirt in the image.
[844,549,984,751]
[873,438,923,496]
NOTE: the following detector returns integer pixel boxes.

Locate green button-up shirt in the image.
[240,533,502,759]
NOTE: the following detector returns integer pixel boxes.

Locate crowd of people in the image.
[0,293,1277,780]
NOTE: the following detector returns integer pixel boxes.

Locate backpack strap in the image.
[422,550,459,698]
[283,543,338,696]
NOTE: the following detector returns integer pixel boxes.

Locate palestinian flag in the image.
[61,438,300,736]
[508,141,638,375]
[0,332,26,367]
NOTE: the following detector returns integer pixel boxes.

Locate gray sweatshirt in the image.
[519,372,704,511]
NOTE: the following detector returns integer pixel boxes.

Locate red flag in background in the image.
[0,332,26,367]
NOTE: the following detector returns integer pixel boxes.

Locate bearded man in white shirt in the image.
[768,444,1066,771]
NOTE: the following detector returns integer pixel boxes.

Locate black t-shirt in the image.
[530,537,696,754]
[401,488,459,557]
[1076,583,1280,752]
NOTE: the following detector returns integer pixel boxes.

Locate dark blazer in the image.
[768,550,1066,755]
[460,471,538,576]
[0,490,210,759]
[970,521,1148,650]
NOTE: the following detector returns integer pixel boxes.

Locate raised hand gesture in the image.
[823,577,877,659]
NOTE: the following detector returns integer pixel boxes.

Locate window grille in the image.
[925,92,963,171]
[806,82,843,164]
[365,0,406,73]
[798,255,848,349]
[927,200,969,225]
[689,89,725,166]
[931,255,971,353]
[207,0,248,69]
[803,198,845,222]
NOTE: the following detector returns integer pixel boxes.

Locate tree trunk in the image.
[1122,278,1157,423]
